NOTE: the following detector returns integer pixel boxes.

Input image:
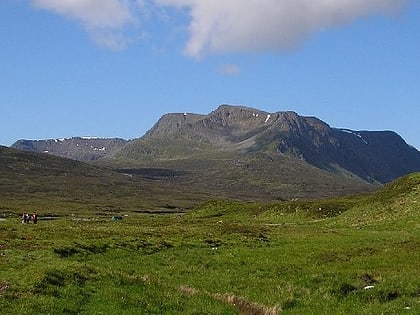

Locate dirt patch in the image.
[179,285,200,296]
[177,284,280,315]
[0,282,9,296]
[213,293,280,315]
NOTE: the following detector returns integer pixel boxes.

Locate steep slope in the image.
[144,105,272,146]
[11,137,128,161]
[114,104,420,184]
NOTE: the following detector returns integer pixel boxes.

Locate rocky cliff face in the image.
[11,137,129,161]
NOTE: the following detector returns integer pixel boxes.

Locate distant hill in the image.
[0,146,202,214]
[114,104,420,184]
[11,137,129,161]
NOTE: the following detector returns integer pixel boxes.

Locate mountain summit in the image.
[116,104,420,183]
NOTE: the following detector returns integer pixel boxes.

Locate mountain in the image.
[10,105,420,201]
[11,137,129,161]
[114,104,420,184]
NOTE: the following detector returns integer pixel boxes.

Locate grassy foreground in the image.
[1,174,419,314]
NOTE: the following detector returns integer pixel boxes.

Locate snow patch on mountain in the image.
[340,129,369,145]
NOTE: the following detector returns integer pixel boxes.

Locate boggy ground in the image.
[0,175,419,314]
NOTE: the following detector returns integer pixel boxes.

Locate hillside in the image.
[0,146,204,214]
[11,137,129,161]
[335,172,420,227]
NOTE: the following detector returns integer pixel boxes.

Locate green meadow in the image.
[1,174,419,314]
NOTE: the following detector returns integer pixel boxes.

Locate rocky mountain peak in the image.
[129,104,420,183]
[10,104,420,184]
[208,104,272,128]
[144,112,205,138]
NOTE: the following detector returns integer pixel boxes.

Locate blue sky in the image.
[1,0,419,149]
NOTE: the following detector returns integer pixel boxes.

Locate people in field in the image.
[21,213,38,224]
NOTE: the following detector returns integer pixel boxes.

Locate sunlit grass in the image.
[1,174,419,314]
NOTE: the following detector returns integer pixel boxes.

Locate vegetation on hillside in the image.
[1,172,419,314]
[0,146,204,215]
[0,145,376,218]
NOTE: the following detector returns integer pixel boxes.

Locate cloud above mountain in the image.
[31,0,406,55]
[158,0,406,57]
[31,0,139,49]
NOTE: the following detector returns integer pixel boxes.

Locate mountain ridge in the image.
[10,104,420,187]
[114,104,420,183]
[11,137,129,161]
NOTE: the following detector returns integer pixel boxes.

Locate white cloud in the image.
[32,0,136,28]
[155,0,406,57]
[30,0,407,54]
[31,0,140,49]
[218,63,241,76]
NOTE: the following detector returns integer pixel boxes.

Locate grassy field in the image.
[1,174,419,314]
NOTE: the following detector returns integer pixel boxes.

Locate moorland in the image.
[1,163,419,314]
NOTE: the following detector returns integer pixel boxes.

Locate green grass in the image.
[1,173,419,314]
